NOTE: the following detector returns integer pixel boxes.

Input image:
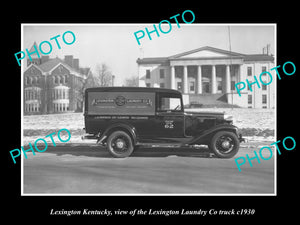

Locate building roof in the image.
[244,54,274,62]
[168,46,245,59]
[136,57,169,64]
[38,57,65,72]
[25,41,89,77]
[137,46,274,64]
[25,56,85,78]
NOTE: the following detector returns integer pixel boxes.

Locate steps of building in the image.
[187,93,240,108]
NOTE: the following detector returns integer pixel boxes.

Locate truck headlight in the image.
[224,114,233,121]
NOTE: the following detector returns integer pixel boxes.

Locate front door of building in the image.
[202,81,210,93]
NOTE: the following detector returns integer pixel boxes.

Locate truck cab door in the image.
[154,92,185,138]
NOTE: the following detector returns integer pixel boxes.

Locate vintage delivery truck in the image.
[82,87,244,158]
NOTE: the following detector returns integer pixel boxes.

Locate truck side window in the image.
[158,96,182,111]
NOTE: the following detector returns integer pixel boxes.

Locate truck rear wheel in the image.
[209,131,240,158]
[107,131,134,158]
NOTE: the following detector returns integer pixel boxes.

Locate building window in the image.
[54,76,59,84]
[231,81,236,91]
[53,102,69,112]
[262,84,267,90]
[146,83,151,87]
[247,83,250,91]
[53,88,69,100]
[189,81,195,92]
[27,76,30,85]
[65,75,68,83]
[247,67,252,76]
[261,73,268,90]
[146,70,151,79]
[25,88,41,101]
[160,83,165,88]
[217,81,222,91]
[159,69,165,79]
[25,103,40,113]
[248,95,252,104]
[262,94,267,104]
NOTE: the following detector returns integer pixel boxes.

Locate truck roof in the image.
[85,87,182,95]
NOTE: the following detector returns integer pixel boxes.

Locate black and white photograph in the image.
[21,24,276,195]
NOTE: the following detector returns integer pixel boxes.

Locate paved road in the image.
[23,141,275,195]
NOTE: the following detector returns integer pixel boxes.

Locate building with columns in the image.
[137,46,275,108]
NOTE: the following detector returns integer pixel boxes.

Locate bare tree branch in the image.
[95,63,113,87]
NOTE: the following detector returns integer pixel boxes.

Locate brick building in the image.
[23,42,89,115]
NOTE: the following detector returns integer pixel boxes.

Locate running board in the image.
[137,143,189,148]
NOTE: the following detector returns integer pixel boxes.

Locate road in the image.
[23,141,275,195]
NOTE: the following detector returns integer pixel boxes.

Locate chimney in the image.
[267,44,270,55]
[73,58,79,70]
[41,55,50,64]
[64,55,73,68]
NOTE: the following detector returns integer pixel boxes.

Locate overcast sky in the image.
[22,24,275,86]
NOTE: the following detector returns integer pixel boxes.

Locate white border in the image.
[21,23,277,196]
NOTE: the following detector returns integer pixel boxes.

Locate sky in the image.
[22,24,275,86]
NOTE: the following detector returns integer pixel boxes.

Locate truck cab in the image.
[82,87,244,158]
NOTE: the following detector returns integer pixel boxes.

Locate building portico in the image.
[170,64,241,95]
[137,46,275,108]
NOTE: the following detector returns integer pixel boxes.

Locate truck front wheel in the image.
[209,131,240,158]
[107,131,134,158]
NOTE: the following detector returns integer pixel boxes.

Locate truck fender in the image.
[187,124,239,145]
[98,123,137,145]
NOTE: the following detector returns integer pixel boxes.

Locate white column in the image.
[170,66,176,90]
[211,65,217,94]
[197,65,202,94]
[225,65,231,93]
[183,66,188,94]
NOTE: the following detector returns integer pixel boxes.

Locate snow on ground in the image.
[22,108,275,145]
[186,108,275,130]
[23,112,85,130]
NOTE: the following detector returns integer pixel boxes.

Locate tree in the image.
[75,63,113,112]
[124,75,139,87]
[94,63,113,87]
[75,69,95,112]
